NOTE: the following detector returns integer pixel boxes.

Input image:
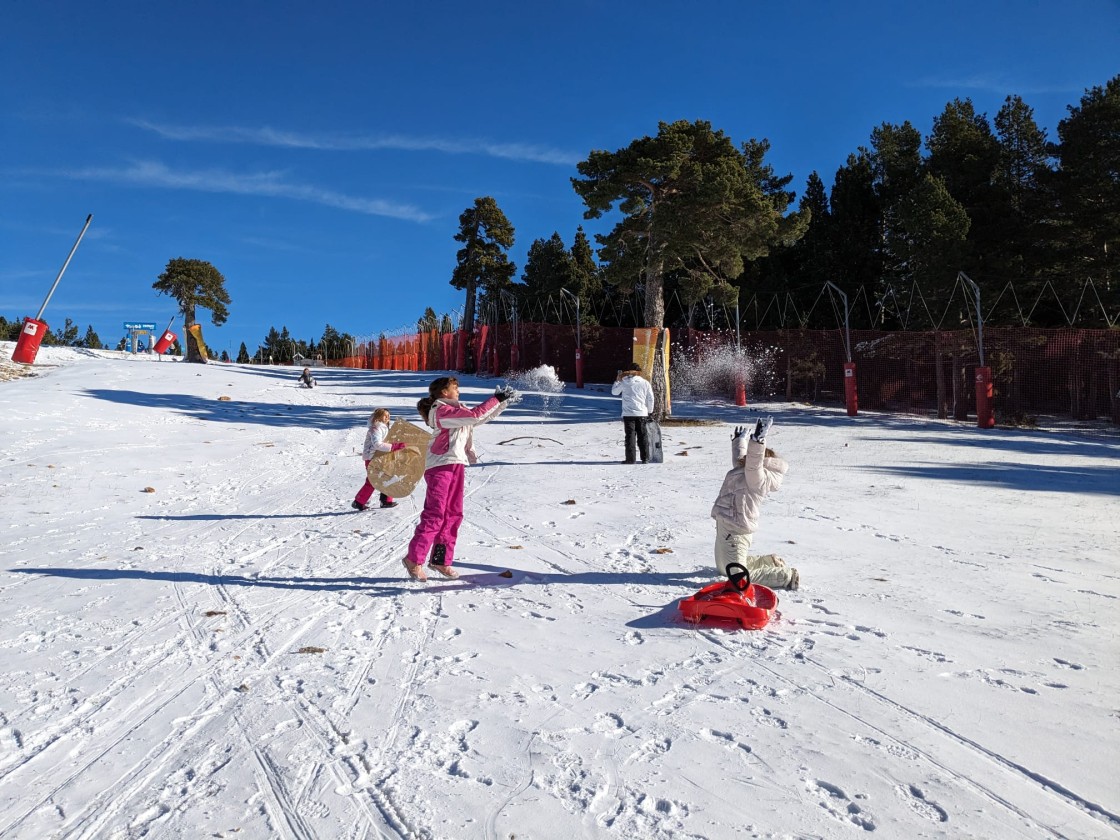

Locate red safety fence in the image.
[676,327,1120,425]
[327,324,1120,424]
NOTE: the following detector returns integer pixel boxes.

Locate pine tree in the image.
[574,121,805,331]
[829,150,883,324]
[1050,74,1120,295]
[152,258,231,363]
[925,99,1001,280]
[262,326,282,363]
[82,325,102,349]
[992,95,1053,310]
[569,226,602,326]
[279,326,292,364]
[520,233,573,314]
[237,342,250,363]
[871,121,929,309]
[791,171,833,293]
[450,197,516,373]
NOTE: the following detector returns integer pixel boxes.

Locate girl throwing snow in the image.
[352,408,408,510]
[710,417,800,590]
[404,377,516,581]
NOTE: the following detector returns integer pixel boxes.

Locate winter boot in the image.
[430,544,458,578]
[351,500,369,511]
[788,568,800,591]
[379,493,397,509]
[402,559,427,581]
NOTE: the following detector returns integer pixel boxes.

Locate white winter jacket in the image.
[710,435,788,535]
[611,374,655,417]
[424,396,507,470]
[361,419,393,460]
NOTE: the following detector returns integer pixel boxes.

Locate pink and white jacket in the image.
[361,419,393,460]
[710,435,788,535]
[423,397,507,470]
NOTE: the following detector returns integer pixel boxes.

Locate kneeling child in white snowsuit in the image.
[710,418,799,590]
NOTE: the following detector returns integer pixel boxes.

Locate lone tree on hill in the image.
[153,258,231,363]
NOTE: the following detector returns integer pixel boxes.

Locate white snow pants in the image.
[714,522,796,589]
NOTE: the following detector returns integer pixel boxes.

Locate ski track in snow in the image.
[1,348,1118,839]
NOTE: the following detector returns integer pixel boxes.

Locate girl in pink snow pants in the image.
[404,376,516,582]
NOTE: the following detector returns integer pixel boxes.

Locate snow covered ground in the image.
[1,343,1117,840]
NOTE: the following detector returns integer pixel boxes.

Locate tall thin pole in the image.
[958,272,984,366]
[36,214,92,320]
[561,288,583,388]
[824,281,851,363]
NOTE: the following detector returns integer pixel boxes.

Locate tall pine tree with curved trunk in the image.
[152,258,230,364]
[451,197,515,373]
[572,120,805,333]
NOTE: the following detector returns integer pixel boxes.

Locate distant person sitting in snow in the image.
[611,362,655,464]
[352,408,406,511]
[403,376,516,582]
[298,367,315,388]
[710,417,799,590]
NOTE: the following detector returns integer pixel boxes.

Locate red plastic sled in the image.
[679,581,778,629]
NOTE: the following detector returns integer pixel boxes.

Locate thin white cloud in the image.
[32,160,434,223]
[907,74,1080,96]
[128,118,581,166]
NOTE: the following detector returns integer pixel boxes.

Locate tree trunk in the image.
[183,305,203,364]
[652,333,668,421]
[462,278,477,374]
[643,263,665,330]
[934,332,947,419]
[951,351,967,420]
[643,255,667,415]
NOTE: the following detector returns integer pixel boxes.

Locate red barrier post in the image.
[11,214,93,365]
[975,366,995,428]
[12,318,49,364]
[152,330,177,354]
[843,362,858,416]
[734,367,747,406]
[574,348,584,389]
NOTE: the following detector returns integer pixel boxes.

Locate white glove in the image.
[751,416,773,442]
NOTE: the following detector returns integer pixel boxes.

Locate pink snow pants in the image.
[355,459,393,507]
[406,464,465,566]
[355,460,376,506]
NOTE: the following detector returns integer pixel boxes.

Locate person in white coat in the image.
[710,417,799,590]
[611,362,655,463]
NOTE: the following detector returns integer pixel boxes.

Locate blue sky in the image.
[2,1,1118,357]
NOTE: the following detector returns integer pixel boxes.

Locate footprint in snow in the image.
[895,783,948,822]
[809,779,877,831]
